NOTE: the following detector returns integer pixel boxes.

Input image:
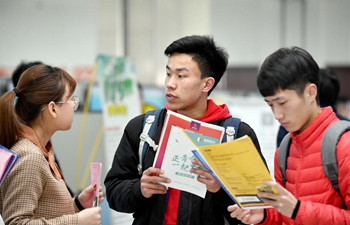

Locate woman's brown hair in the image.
[0,64,76,148]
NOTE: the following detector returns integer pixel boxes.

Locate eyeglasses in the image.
[55,96,80,111]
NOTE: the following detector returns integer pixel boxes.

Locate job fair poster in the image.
[97,55,140,225]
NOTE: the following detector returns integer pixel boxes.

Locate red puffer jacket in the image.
[261,107,350,225]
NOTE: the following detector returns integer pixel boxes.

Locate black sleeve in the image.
[104,114,149,213]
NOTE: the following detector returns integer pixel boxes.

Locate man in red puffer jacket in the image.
[228,46,350,225]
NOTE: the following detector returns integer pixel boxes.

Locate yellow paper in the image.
[192,135,277,210]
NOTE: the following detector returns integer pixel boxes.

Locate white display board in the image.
[97,55,140,225]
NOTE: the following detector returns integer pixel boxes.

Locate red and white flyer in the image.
[153,110,225,198]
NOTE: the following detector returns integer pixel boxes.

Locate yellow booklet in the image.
[192,135,277,210]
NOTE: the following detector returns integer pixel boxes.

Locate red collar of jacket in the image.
[290,106,338,149]
[165,99,232,123]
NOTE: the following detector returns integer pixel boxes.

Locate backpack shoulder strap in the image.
[278,133,291,186]
[137,109,162,175]
[321,120,350,193]
[222,117,241,142]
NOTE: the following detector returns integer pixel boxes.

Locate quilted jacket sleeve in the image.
[260,131,350,225]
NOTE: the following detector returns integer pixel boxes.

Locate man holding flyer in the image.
[104,35,267,225]
[228,47,350,224]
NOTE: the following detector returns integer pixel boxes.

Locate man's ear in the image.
[306,83,318,101]
[203,77,215,93]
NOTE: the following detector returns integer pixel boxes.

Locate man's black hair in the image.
[257,46,319,103]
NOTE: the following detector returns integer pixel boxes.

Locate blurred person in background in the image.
[335,95,350,119]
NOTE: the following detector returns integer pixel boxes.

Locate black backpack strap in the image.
[278,133,291,186]
[321,120,350,195]
[222,117,241,142]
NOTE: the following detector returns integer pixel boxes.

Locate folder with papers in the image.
[0,145,20,186]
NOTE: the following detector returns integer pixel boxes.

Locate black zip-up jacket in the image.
[104,109,267,225]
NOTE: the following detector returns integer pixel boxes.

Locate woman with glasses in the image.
[0,64,103,225]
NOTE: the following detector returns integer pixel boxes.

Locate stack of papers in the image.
[0,145,20,186]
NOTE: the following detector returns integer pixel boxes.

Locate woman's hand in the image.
[77,184,104,208]
[78,207,101,225]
